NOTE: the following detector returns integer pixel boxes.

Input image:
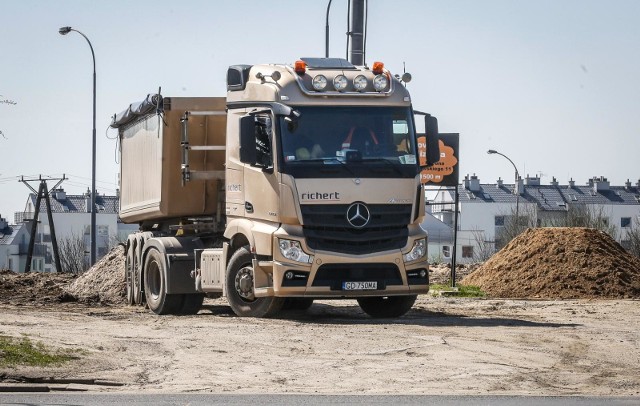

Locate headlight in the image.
[333,74,348,91]
[279,239,312,264]
[373,74,388,91]
[312,75,327,91]
[403,239,426,262]
[353,75,368,91]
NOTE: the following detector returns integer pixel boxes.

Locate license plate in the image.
[342,281,377,290]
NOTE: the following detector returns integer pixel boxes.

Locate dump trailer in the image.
[111,57,441,318]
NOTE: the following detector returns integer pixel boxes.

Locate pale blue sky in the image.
[1,0,639,219]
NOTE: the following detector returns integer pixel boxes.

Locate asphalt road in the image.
[0,394,639,405]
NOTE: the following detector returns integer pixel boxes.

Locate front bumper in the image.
[267,226,429,298]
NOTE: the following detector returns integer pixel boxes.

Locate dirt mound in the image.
[64,245,126,304]
[0,245,127,306]
[0,269,76,306]
[462,227,640,299]
[429,263,482,285]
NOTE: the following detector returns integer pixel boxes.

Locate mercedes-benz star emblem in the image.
[346,202,370,229]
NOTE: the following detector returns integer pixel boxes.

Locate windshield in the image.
[278,106,418,178]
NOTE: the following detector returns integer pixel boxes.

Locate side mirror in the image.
[239,115,257,165]
[424,115,440,167]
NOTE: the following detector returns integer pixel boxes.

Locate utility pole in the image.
[19,175,66,273]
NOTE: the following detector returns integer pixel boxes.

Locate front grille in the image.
[301,204,411,255]
[312,263,402,289]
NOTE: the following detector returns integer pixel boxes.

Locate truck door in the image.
[242,113,280,223]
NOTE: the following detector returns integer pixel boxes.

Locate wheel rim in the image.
[235,266,255,302]
[147,259,161,300]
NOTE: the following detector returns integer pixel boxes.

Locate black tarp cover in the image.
[110,93,162,129]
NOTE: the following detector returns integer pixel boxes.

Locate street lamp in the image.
[487,149,520,224]
[59,26,97,266]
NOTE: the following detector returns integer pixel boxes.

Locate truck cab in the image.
[218,58,435,317]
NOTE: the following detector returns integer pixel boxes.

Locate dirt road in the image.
[1,297,639,395]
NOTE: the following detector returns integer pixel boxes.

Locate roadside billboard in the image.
[417,133,459,187]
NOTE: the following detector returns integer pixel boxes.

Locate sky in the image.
[1,0,639,220]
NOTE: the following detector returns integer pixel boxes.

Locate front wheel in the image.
[282,298,314,312]
[143,248,183,315]
[226,246,284,317]
[357,295,417,318]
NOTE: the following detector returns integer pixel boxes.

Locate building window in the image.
[442,245,451,258]
[462,246,474,258]
[494,216,505,226]
[31,258,43,272]
[621,217,631,228]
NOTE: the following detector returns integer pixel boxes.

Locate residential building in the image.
[15,189,138,272]
[0,215,43,273]
[428,175,640,263]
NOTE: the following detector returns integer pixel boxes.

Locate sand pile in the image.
[64,244,126,304]
[462,227,640,299]
[429,263,482,285]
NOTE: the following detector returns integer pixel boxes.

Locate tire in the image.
[178,293,205,315]
[282,298,314,312]
[143,248,183,315]
[125,241,134,306]
[357,295,417,318]
[226,246,284,317]
[132,241,144,305]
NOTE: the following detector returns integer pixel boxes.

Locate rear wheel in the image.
[357,295,417,318]
[125,241,134,305]
[132,241,144,305]
[226,246,284,317]
[143,248,183,315]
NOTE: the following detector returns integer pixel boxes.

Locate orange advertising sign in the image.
[417,133,459,186]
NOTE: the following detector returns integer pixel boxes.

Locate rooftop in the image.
[27,189,119,214]
[0,222,26,245]
[449,175,640,211]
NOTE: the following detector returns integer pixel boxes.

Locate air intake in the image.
[227,65,252,91]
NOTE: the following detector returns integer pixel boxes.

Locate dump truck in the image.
[111,57,441,317]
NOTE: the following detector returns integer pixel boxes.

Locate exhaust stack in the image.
[348,0,366,66]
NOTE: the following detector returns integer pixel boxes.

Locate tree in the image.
[471,228,496,262]
[543,204,618,239]
[494,205,536,250]
[622,216,640,258]
[58,232,88,274]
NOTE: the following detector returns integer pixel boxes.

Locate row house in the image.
[426,175,640,264]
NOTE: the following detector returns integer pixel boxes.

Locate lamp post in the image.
[487,149,520,225]
[59,26,97,266]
